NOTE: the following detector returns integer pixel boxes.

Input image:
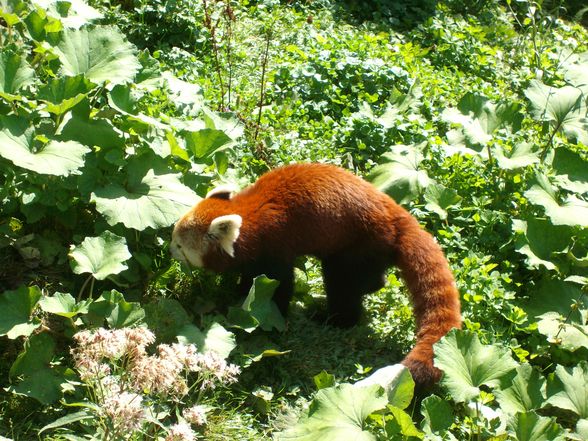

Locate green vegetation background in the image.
[0,0,587,439]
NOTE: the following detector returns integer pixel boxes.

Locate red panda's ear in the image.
[208,214,242,257]
[206,184,239,200]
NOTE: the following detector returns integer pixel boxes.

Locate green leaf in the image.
[424,184,462,219]
[38,75,94,115]
[562,51,588,91]
[177,322,237,359]
[386,406,424,439]
[507,411,565,441]
[144,298,191,341]
[442,93,522,153]
[354,365,414,409]
[537,311,588,351]
[229,276,286,332]
[434,329,518,402]
[181,128,234,159]
[69,231,131,280]
[107,85,167,129]
[525,79,588,145]
[546,361,588,418]
[42,0,103,29]
[9,333,68,404]
[276,384,387,441]
[494,364,546,415]
[511,219,573,271]
[494,142,540,170]
[368,144,434,204]
[39,410,94,434]
[58,109,125,149]
[525,178,588,227]
[314,371,336,390]
[421,395,454,434]
[0,285,42,339]
[54,26,140,85]
[38,292,91,318]
[552,147,588,195]
[524,277,586,320]
[0,50,35,99]
[91,157,198,230]
[0,115,90,176]
[86,290,144,328]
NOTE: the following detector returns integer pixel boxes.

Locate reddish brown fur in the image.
[173,163,461,386]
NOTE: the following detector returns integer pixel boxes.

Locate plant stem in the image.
[77,274,94,301]
[253,24,273,144]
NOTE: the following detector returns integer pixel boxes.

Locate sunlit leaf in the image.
[494,142,540,170]
[525,79,588,145]
[0,50,35,100]
[91,156,198,230]
[552,147,588,195]
[525,178,588,227]
[524,277,586,320]
[69,231,131,280]
[177,322,237,359]
[276,384,387,441]
[0,115,90,176]
[537,312,588,351]
[507,411,565,441]
[511,218,573,271]
[354,365,414,409]
[228,276,285,332]
[368,144,434,204]
[424,184,461,219]
[421,395,454,435]
[38,75,94,115]
[34,0,102,29]
[38,292,91,318]
[434,329,517,402]
[0,285,42,339]
[54,26,140,85]
[546,361,588,419]
[495,364,546,415]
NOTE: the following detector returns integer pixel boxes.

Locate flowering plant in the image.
[64,327,240,440]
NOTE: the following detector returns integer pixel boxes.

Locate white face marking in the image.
[170,228,204,267]
[208,214,242,257]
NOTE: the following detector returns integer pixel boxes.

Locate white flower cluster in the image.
[71,326,241,437]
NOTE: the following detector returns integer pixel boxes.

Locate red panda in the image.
[171,163,461,386]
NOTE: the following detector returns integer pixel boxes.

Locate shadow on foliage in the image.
[326,0,438,29]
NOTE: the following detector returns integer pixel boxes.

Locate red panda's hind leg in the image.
[321,255,387,327]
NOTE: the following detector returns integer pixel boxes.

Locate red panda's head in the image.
[170,185,242,271]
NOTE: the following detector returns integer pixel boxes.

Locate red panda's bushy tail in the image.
[393,214,462,387]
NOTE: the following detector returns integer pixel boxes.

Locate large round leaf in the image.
[434,329,518,402]
[91,160,198,230]
[368,144,434,204]
[54,26,140,85]
[69,231,132,280]
[0,115,89,176]
[0,50,35,99]
[276,384,387,441]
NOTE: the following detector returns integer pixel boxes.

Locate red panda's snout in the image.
[170,212,243,270]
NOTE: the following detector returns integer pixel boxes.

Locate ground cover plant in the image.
[0,0,587,439]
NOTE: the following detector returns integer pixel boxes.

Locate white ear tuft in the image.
[208,214,242,257]
[206,184,239,200]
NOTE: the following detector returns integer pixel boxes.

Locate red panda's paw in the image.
[401,355,442,389]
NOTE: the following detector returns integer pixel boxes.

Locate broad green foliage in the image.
[276,384,387,441]
[228,276,285,332]
[368,144,433,204]
[525,80,588,145]
[53,26,141,84]
[434,329,518,402]
[0,285,41,338]
[69,231,132,280]
[2,0,588,438]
